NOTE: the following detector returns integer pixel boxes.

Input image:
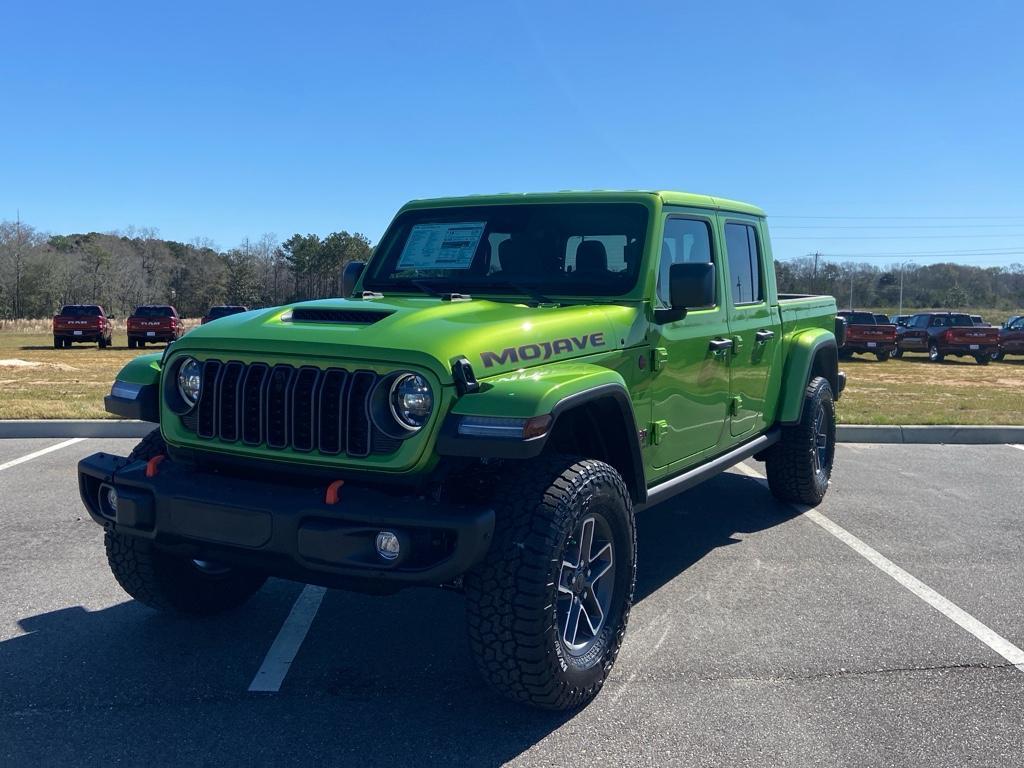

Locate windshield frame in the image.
[363,200,656,302]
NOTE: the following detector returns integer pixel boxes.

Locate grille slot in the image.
[191,360,397,458]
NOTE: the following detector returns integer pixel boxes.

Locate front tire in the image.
[990,350,1004,362]
[890,346,903,359]
[104,429,267,614]
[764,376,836,505]
[928,343,944,362]
[464,456,636,710]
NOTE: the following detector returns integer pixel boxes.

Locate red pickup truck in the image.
[52,305,113,349]
[894,312,1000,364]
[837,310,897,361]
[992,316,1024,361]
[126,305,183,349]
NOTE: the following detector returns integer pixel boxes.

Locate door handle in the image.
[709,338,734,353]
[755,329,775,343]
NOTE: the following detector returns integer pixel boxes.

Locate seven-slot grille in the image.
[191,360,400,457]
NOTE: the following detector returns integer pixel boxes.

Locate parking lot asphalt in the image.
[1,438,1022,767]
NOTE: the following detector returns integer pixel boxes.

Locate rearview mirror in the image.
[341,261,366,298]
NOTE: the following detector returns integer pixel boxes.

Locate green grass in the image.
[2,323,1023,424]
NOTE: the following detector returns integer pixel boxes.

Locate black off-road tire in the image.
[104,429,267,614]
[464,456,636,711]
[764,376,836,506]
[875,352,889,362]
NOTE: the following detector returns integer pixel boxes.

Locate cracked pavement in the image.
[1,439,1022,767]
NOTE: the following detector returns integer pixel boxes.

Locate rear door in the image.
[720,216,777,438]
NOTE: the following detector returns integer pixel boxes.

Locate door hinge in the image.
[652,347,668,371]
[651,420,668,445]
[730,395,743,416]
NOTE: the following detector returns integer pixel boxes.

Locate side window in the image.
[723,222,764,305]
[657,218,713,307]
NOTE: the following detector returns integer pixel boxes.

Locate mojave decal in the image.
[480,332,606,368]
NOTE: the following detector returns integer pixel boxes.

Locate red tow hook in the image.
[145,455,166,478]
[325,480,345,505]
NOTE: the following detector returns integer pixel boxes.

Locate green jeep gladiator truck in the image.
[79,191,845,710]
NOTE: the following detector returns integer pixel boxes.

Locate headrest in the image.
[575,240,607,273]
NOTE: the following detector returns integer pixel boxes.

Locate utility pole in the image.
[849,271,854,310]
[812,251,820,293]
[898,262,905,316]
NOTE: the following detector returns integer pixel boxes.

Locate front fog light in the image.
[389,373,433,430]
[177,357,203,407]
[99,484,118,518]
[375,531,401,561]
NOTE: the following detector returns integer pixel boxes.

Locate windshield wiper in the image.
[407,279,471,302]
[484,281,557,306]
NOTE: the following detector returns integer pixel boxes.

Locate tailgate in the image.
[54,317,100,331]
[948,328,998,344]
[846,324,897,342]
[129,318,174,331]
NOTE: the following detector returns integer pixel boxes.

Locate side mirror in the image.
[656,262,715,323]
[341,261,366,298]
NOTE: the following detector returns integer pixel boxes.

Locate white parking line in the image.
[0,438,86,472]
[248,584,327,692]
[734,462,1024,673]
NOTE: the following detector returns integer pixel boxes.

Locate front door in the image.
[648,213,731,472]
[721,217,775,438]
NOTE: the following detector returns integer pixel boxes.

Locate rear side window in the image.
[723,223,763,305]
[657,218,714,307]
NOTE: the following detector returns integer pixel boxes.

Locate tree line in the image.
[0,218,371,319]
[776,256,1024,313]
[2,217,1022,318]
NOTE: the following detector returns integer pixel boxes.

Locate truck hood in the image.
[173,296,640,380]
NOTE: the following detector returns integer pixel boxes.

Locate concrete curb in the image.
[836,424,1024,444]
[1,420,1022,444]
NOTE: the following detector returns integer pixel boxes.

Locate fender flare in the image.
[777,330,839,425]
[437,375,647,504]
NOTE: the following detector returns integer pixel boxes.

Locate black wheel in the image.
[875,352,889,362]
[127,338,136,349]
[464,456,636,710]
[975,355,990,365]
[764,376,836,506]
[928,343,944,362]
[990,350,1004,362]
[104,430,267,615]
[890,346,903,359]
[53,336,61,349]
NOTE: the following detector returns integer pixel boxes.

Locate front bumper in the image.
[78,452,494,591]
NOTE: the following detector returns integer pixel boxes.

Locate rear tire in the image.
[975,355,990,365]
[104,429,267,615]
[764,376,836,506]
[928,343,944,363]
[53,336,61,349]
[127,338,136,350]
[875,352,889,362]
[464,456,636,711]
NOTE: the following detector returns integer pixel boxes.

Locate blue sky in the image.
[2,1,1023,267]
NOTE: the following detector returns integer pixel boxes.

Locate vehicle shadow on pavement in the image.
[0,470,799,768]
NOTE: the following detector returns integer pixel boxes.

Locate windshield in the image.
[364,203,649,298]
[133,306,174,318]
[59,305,100,317]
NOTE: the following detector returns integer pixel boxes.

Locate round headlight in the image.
[389,373,433,430]
[177,357,203,407]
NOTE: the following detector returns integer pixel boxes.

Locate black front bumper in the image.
[78,452,495,592]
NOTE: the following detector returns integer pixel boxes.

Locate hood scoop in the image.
[287,307,394,325]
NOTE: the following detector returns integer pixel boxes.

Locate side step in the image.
[636,429,780,512]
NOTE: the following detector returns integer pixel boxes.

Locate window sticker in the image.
[397,222,485,270]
